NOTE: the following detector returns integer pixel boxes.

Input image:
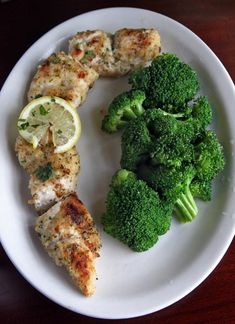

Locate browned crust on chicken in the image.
[69,28,161,77]
[15,136,80,213]
[35,193,101,296]
[113,28,161,66]
[27,51,98,108]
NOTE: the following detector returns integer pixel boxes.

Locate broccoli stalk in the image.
[174,178,198,223]
[101,90,146,133]
[139,164,198,223]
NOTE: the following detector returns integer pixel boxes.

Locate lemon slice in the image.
[17,96,81,153]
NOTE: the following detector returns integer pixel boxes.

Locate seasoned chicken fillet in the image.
[27,51,98,108]
[69,28,161,77]
[113,28,161,68]
[15,136,80,214]
[35,193,101,296]
[69,30,123,77]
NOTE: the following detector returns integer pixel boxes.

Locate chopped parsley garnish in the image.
[57,129,62,134]
[51,97,56,102]
[81,50,94,63]
[32,124,40,128]
[36,163,53,182]
[18,122,29,130]
[18,118,26,122]
[39,105,48,115]
[34,94,42,99]
[50,54,61,64]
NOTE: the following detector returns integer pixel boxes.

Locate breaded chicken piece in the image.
[69,28,161,77]
[35,193,101,296]
[27,51,98,108]
[15,136,80,214]
[69,30,126,77]
[113,28,161,68]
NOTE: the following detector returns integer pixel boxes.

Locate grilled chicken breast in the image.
[68,30,119,76]
[69,28,161,77]
[35,193,101,296]
[113,28,161,68]
[15,136,80,214]
[27,51,98,109]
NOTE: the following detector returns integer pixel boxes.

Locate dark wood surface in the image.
[0,1,234,323]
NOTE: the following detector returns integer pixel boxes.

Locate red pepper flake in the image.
[74,48,83,56]
[91,38,99,44]
[77,71,86,78]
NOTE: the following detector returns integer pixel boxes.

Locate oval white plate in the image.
[0,7,234,320]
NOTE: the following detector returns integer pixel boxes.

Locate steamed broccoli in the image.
[194,130,225,181]
[101,51,225,242]
[190,178,212,201]
[102,169,172,252]
[121,95,214,171]
[101,90,146,133]
[139,164,198,223]
[120,108,176,171]
[120,117,152,171]
[150,134,195,167]
[129,53,199,108]
[191,96,213,132]
[121,108,196,171]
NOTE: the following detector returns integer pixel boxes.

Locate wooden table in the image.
[0,1,234,323]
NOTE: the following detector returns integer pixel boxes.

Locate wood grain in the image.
[0,1,234,323]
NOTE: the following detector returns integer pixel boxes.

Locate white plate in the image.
[0,7,234,320]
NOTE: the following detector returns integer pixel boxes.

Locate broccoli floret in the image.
[194,130,225,181]
[102,169,172,252]
[121,108,197,170]
[192,96,213,132]
[150,133,195,167]
[137,100,213,168]
[142,108,179,136]
[101,90,146,133]
[139,164,198,223]
[120,117,152,171]
[120,108,181,170]
[190,178,212,201]
[129,53,199,108]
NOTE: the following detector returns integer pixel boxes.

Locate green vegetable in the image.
[121,108,195,171]
[102,169,172,252]
[120,116,152,171]
[121,108,224,222]
[101,90,146,133]
[36,163,53,182]
[139,164,198,223]
[191,96,213,132]
[129,53,199,109]
[190,178,212,201]
[194,130,225,181]
[150,133,195,167]
[101,51,225,252]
